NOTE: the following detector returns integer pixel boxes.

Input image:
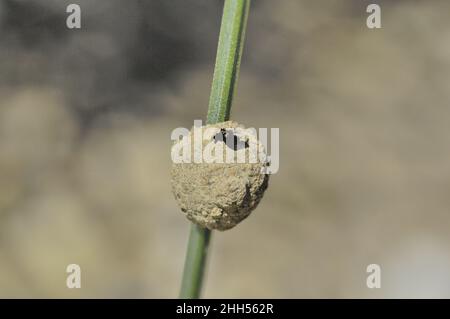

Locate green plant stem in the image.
[179,224,211,298]
[179,0,251,299]
[207,0,251,124]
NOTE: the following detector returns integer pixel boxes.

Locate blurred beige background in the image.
[1,0,450,298]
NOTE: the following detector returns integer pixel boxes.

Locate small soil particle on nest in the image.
[171,121,269,231]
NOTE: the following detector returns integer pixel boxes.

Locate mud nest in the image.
[171,121,269,231]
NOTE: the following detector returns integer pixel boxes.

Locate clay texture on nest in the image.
[171,121,269,231]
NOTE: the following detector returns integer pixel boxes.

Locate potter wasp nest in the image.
[171,121,269,231]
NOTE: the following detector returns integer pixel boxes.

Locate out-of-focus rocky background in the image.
[1,0,450,298]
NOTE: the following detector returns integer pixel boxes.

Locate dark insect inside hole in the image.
[213,128,249,150]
